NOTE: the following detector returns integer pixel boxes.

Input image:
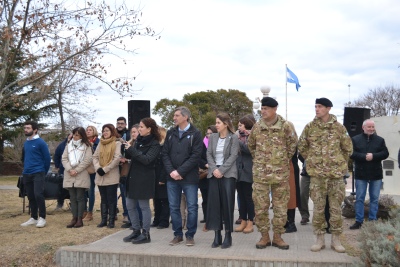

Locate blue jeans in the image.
[355,179,382,223]
[85,173,96,212]
[167,181,198,238]
[119,182,128,217]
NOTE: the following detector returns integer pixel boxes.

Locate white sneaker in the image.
[21,218,38,226]
[36,217,46,228]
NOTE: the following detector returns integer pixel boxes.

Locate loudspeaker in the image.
[343,107,371,137]
[128,100,151,129]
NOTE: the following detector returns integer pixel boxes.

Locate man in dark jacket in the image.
[53,134,72,210]
[350,119,389,229]
[162,106,202,246]
[116,116,131,225]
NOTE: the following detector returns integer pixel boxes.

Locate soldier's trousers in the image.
[253,180,289,234]
[310,177,345,235]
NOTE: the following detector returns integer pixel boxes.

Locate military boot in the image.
[331,234,345,253]
[272,233,289,250]
[311,234,325,252]
[256,232,271,249]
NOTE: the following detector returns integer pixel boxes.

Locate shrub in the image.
[354,207,400,266]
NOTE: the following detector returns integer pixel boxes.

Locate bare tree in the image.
[350,85,400,117]
[0,0,158,109]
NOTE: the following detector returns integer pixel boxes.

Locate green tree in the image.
[153,89,253,134]
[0,48,55,171]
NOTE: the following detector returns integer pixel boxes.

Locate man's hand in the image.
[69,169,78,177]
[170,170,183,180]
[366,153,373,161]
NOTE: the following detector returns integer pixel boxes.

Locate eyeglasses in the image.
[116,122,126,125]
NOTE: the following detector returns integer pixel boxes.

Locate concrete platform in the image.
[56,198,359,267]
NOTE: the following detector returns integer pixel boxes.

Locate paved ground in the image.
[55,190,372,267]
[3,181,399,267]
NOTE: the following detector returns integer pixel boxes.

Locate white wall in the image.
[373,116,400,195]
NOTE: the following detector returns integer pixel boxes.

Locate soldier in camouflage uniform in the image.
[298,98,352,253]
[248,97,297,250]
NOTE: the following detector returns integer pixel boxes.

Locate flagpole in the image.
[285,64,288,120]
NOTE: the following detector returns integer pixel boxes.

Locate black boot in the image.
[97,203,108,228]
[132,229,151,244]
[211,230,222,248]
[123,229,141,242]
[107,205,116,228]
[285,209,297,233]
[221,231,232,249]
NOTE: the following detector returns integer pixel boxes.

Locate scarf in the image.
[68,139,86,168]
[238,130,250,144]
[99,136,117,167]
[203,136,209,148]
[135,134,154,149]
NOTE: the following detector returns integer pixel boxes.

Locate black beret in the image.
[261,97,278,107]
[315,97,333,107]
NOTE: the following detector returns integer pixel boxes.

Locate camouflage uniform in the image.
[248,115,297,235]
[298,115,352,235]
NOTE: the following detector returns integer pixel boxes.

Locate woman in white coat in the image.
[62,127,93,228]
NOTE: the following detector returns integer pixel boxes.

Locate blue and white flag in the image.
[286,66,301,91]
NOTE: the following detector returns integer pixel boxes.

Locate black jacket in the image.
[236,141,253,183]
[162,124,202,184]
[126,135,161,199]
[154,145,169,199]
[350,133,389,180]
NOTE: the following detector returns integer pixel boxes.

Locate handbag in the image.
[199,168,208,180]
[120,161,130,177]
[87,163,96,174]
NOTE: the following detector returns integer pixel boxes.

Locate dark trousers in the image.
[153,198,170,227]
[199,187,208,220]
[23,172,46,219]
[236,181,255,221]
[206,177,236,232]
[98,184,118,208]
[68,187,86,217]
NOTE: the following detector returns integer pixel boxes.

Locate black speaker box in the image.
[343,107,371,137]
[128,100,151,129]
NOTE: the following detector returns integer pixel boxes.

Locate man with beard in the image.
[20,121,51,228]
[116,117,131,225]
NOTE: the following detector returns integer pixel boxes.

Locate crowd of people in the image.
[19,96,390,253]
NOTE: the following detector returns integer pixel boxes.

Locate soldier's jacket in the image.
[248,115,297,184]
[298,114,352,179]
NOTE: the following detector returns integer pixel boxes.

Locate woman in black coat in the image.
[122,118,161,244]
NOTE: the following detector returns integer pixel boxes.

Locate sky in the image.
[87,0,400,135]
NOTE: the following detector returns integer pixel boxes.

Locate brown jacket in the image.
[93,141,122,186]
[62,144,92,189]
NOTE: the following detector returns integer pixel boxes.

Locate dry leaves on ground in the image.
[0,185,123,267]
